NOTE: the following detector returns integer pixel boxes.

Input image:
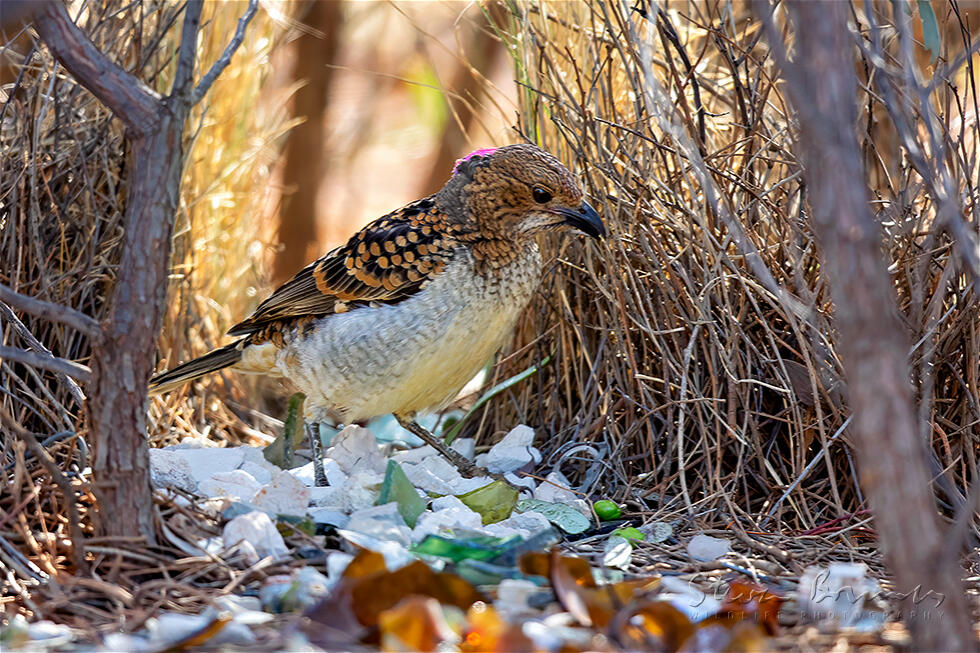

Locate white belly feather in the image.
[258,246,540,422]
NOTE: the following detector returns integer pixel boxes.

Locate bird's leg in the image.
[307,421,327,487]
[395,415,485,479]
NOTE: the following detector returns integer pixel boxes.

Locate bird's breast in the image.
[277,245,541,422]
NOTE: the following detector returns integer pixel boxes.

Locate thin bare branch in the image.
[0,282,100,339]
[191,0,259,105]
[171,0,203,102]
[0,346,92,383]
[0,302,86,404]
[0,405,86,572]
[31,0,161,132]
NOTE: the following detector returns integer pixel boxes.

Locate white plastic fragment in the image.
[148,449,197,492]
[602,535,633,570]
[798,562,878,626]
[325,425,386,474]
[251,470,311,515]
[686,534,732,561]
[223,511,288,563]
[197,469,262,501]
[484,425,541,473]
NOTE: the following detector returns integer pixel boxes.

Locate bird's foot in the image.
[394,415,492,480]
[306,421,327,487]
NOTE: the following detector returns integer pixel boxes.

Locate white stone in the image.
[326,551,355,581]
[322,458,349,487]
[309,508,349,529]
[452,438,476,461]
[485,425,540,473]
[239,461,273,486]
[504,472,537,491]
[392,444,438,466]
[798,563,874,626]
[494,510,553,539]
[288,461,316,486]
[147,611,255,648]
[162,446,246,485]
[660,576,721,622]
[412,496,483,541]
[402,456,462,495]
[325,425,386,474]
[687,534,732,561]
[534,470,578,504]
[308,485,348,510]
[223,511,288,562]
[447,475,495,495]
[251,470,311,515]
[149,449,197,492]
[345,502,412,546]
[496,579,540,620]
[347,470,383,510]
[569,499,593,518]
[198,470,262,501]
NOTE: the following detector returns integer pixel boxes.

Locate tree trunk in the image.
[274,0,342,283]
[88,119,184,540]
[776,1,974,649]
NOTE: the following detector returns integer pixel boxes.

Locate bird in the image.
[149,143,604,479]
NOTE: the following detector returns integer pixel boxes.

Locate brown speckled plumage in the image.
[149,144,604,431]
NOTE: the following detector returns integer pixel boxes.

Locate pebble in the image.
[148,449,197,492]
[223,511,288,562]
[251,470,311,515]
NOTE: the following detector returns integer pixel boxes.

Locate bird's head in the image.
[439,144,605,243]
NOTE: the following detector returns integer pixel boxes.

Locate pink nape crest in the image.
[453,147,498,174]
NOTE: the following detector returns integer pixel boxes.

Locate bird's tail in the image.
[148,342,242,394]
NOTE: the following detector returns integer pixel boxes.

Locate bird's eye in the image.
[532,187,553,204]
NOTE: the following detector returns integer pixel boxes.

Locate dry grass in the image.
[477,0,980,539]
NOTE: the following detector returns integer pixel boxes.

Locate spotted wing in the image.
[227,196,456,339]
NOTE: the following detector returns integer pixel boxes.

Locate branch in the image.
[0,346,92,383]
[0,301,86,404]
[0,282,100,338]
[171,0,203,102]
[0,406,87,572]
[31,0,161,132]
[191,0,259,105]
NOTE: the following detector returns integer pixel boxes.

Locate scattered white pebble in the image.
[161,445,246,486]
[198,469,262,501]
[251,470,311,515]
[534,470,578,504]
[485,425,541,473]
[686,534,732,561]
[325,425,386,474]
[148,449,197,492]
[223,511,287,563]
[496,579,540,620]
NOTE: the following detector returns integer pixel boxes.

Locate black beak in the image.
[553,201,606,239]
